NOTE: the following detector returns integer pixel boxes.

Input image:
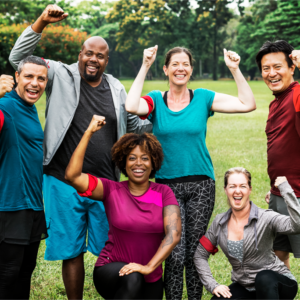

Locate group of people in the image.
[1,3,300,300]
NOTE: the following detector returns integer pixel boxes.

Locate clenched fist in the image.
[289,50,300,69]
[224,49,240,70]
[86,115,106,134]
[0,75,14,98]
[40,4,68,24]
[274,176,287,188]
[142,46,158,69]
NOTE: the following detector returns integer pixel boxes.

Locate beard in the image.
[83,67,100,82]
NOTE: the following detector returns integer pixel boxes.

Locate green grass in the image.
[31,80,300,299]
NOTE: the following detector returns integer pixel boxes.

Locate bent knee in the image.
[255,270,276,287]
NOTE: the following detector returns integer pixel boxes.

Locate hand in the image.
[39,4,68,24]
[86,115,106,133]
[274,176,287,188]
[119,263,152,276]
[265,190,271,204]
[0,75,14,98]
[289,50,300,69]
[224,49,240,70]
[213,285,232,298]
[143,46,158,69]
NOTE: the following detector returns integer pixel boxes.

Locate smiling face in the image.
[163,52,193,87]
[125,145,152,185]
[261,52,295,94]
[15,63,48,105]
[224,173,252,212]
[78,37,109,84]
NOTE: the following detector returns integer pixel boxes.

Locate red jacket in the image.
[266,81,300,197]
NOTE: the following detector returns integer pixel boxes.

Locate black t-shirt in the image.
[44,77,118,183]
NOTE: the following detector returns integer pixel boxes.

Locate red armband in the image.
[78,174,98,197]
[0,110,4,133]
[199,236,218,255]
[139,96,154,120]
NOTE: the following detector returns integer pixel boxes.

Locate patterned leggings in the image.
[164,179,215,300]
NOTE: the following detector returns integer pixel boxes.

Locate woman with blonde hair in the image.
[194,167,299,299]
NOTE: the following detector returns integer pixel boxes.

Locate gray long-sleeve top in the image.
[194,181,300,293]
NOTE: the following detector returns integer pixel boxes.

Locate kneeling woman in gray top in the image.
[194,167,299,299]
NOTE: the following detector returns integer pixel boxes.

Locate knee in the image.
[0,264,20,286]
[123,272,144,290]
[255,270,275,290]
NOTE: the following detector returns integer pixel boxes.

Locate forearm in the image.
[32,17,49,33]
[194,244,219,294]
[65,130,92,188]
[230,68,256,111]
[278,181,300,232]
[125,65,149,115]
[145,231,180,273]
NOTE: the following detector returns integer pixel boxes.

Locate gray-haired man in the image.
[0,56,48,299]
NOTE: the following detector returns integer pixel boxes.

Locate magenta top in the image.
[95,178,179,282]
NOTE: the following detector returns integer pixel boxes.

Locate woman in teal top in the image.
[125,45,256,299]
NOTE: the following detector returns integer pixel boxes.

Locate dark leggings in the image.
[0,240,40,299]
[93,262,164,299]
[164,179,215,300]
[211,270,298,300]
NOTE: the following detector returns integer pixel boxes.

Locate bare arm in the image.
[125,46,157,116]
[65,115,106,200]
[119,205,181,276]
[211,49,256,113]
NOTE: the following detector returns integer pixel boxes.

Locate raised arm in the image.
[269,177,300,234]
[211,49,256,113]
[0,75,14,99]
[119,204,181,276]
[9,5,68,73]
[125,46,158,116]
[65,115,106,200]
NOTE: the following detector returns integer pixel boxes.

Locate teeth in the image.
[175,75,185,78]
[271,79,280,83]
[133,170,144,173]
[234,197,242,200]
[28,90,38,93]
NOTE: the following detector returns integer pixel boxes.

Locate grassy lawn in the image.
[32,80,300,299]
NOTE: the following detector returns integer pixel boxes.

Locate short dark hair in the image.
[164,47,195,68]
[18,56,48,74]
[111,133,164,179]
[256,40,294,72]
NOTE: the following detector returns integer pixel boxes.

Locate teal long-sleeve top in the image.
[0,90,44,211]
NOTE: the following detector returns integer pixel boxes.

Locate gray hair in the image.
[224,167,252,188]
[18,56,48,75]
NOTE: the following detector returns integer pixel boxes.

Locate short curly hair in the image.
[111,133,164,179]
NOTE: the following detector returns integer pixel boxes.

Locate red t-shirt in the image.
[266,81,300,197]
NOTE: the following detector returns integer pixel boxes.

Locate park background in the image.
[1,0,300,299]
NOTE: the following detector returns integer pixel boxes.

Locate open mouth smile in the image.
[132,168,146,177]
[26,89,39,99]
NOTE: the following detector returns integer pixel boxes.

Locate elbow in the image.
[173,230,181,246]
[125,102,137,115]
[64,169,75,183]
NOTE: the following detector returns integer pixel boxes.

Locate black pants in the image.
[211,270,298,300]
[164,179,215,300]
[0,240,40,299]
[93,262,164,299]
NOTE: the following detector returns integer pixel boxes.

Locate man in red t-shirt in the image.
[256,40,300,269]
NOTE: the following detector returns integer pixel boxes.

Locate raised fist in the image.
[0,75,14,98]
[86,115,106,133]
[289,50,300,69]
[224,49,240,70]
[143,46,158,69]
[40,4,68,24]
[274,176,287,188]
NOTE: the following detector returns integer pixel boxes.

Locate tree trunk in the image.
[213,2,218,81]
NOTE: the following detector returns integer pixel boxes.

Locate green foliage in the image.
[0,23,87,74]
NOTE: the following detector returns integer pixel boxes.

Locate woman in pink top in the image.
[65,115,181,299]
